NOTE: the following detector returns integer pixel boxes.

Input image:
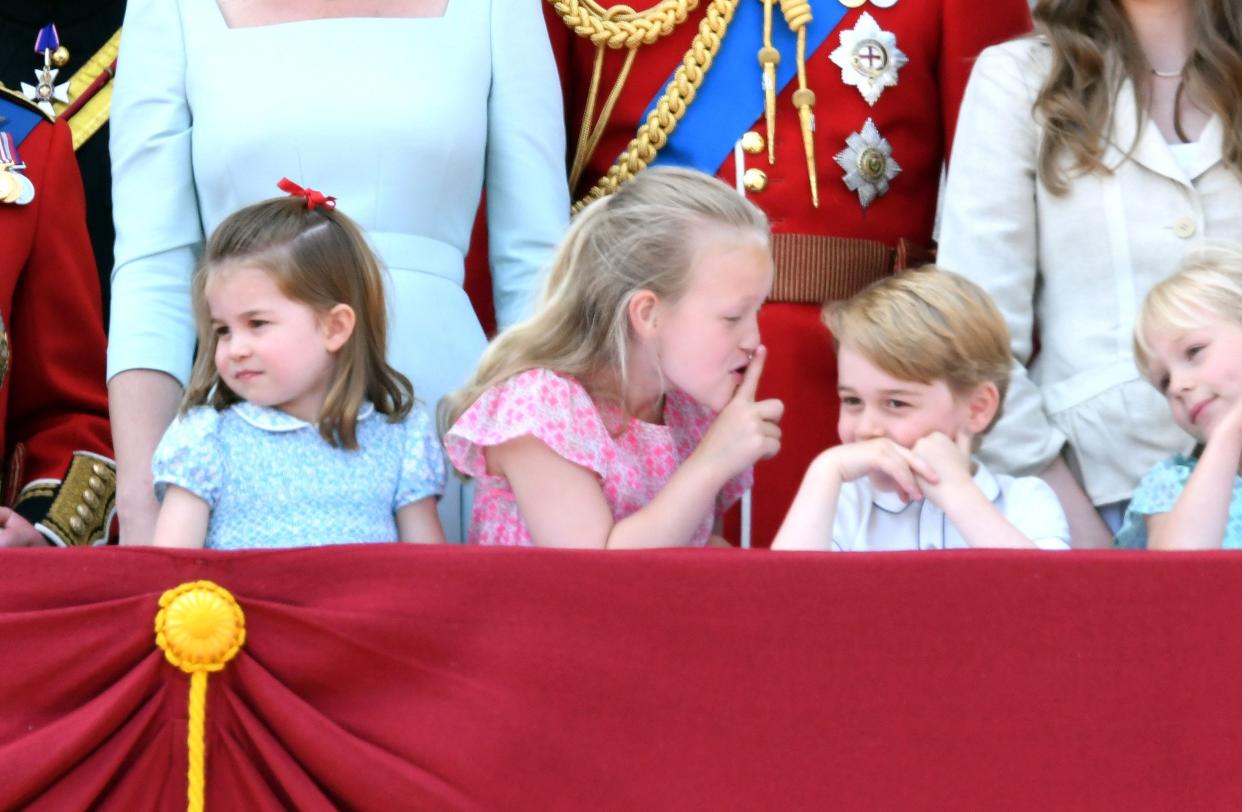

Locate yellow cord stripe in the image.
[55,28,121,150]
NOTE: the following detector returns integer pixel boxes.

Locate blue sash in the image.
[646,2,849,173]
[0,96,44,146]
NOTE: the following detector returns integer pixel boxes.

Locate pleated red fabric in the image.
[2,545,1241,810]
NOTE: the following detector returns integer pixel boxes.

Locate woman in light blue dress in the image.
[108,0,569,543]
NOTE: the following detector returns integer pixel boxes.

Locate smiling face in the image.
[836,344,995,449]
[207,263,344,423]
[644,229,774,412]
[1143,313,1242,444]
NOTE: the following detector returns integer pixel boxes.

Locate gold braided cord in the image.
[547,0,700,49]
[779,0,811,30]
[572,0,740,212]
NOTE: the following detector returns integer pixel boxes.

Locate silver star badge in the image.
[834,118,901,208]
[21,67,71,117]
[829,12,908,107]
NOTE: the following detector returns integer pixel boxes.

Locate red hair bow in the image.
[277,177,337,211]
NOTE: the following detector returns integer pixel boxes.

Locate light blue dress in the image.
[108,0,569,539]
[1114,454,1242,549]
[152,402,447,549]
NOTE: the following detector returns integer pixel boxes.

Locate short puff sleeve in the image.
[151,406,225,507]
[394,408,449,509]
[445,369,609,480]
[1114,455,1194,549]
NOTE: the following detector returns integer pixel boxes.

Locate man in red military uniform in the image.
[0,87,114,546]
[545,0,1031,546]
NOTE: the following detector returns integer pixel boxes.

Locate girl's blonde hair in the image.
[184,196,413,449]
[1134,243,1242,383]
[1032,0,1242,195]
[439,167,770,433]
[824,267,1012,431]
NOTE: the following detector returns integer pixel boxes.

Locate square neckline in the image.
[208,0,455,31]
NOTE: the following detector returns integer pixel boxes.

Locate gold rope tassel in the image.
[154,581,247,812]
[780,0,818,207]
[758,0,779,164]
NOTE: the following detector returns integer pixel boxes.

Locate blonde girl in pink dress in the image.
[441,168,782,548]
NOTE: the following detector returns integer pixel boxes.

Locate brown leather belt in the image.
[768,233,935,304]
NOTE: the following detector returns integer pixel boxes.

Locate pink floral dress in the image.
[445,369,752,546]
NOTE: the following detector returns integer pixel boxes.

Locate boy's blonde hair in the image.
[439,167,770,433]
[185,196,413,449]
[1134,243,1242,384]
[824,267,1012,430]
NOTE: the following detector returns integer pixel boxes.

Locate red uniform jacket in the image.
[545,0,1031,546]
[0,89,114,545]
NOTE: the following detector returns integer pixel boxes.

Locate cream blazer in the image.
[939,38,1242,505]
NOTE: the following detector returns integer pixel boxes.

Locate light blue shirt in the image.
[153,402,446,549]
[1115,454,1242,549]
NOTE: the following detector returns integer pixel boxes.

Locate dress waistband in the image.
[368,232,465,285]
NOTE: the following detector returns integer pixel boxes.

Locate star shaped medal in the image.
[20,23,71,118]
[829,12,908,106]
[834,118,900,208]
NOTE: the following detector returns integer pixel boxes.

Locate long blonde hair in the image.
[185,196,412,449]
[1033,0,1242,195]
[439,167,770,433]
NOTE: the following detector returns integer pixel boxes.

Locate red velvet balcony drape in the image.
[2,546,1241,810]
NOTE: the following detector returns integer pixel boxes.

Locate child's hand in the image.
[911,431,975,508]
[695,345,784,481]
[0,508,45,547]
[1210,396,1242,447]
[822,438,938,504]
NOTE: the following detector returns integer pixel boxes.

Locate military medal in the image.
[0,133,35,206]
[829,12,908,106]
[20,24,71,118]
[834,118,900,207]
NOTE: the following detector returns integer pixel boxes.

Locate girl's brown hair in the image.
[1032,0,1242,195]
[184,196,412,449]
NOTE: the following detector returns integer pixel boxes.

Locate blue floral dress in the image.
[152,401,446,549]
[1114,453,1242,549]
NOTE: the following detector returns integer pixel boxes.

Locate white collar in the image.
[231,400,376,432]
[870,458,1000,514]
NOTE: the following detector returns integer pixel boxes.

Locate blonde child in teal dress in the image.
[1116,245,1242,549]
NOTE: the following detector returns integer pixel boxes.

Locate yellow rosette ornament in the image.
[154,581,246,812]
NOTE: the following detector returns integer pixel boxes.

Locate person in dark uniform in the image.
[0,87,115,546]
[0,2,125,323]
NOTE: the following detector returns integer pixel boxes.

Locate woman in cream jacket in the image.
[939,0,1242,547]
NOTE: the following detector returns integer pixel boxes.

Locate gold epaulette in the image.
[55,28,121,150]
[17,452,117,546]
